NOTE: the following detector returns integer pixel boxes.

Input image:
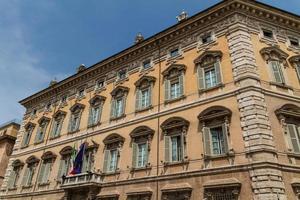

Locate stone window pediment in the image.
[41,151,57,160]
[260,46,288,63]
[161,117,189,132]
[135,76,156,89]
[162,64,186,78]
[85,140,99,151]
[198,106,232,122]
[275,104,300,120]
[289,55,300,65]
[103,133,125,146]
[12,159,24,167]
[130,126,154,139]
[70,103,85,113]
[89,95,106,106]
[53,110,67,119]
[26,155,40,164]
[37,116,50,125]
[111,86,129,97]
[59,146,73,156]
[161,183,192,200]
[194,51,222,67]
[25,122,35,130]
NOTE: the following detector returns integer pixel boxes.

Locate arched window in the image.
[34,117,50,144]
[135,76,156,111]
[38,152,56,184]
[57,146,73,181]
[198,106,232,157]
[22,156,39,187]
[162,64,186,103]
[50,110,66,139]
[110,86,129,120]
[161,117,189,164]
[194,51,223,91]
[276,104,300,153]
[88,95,106,127]
[103,134,125,173]
[289,55,300,82]
[21,123,35,148]
[7,159,24,189]
[130,126,154,169]
[68,103,85,133]
[260,46,288,84]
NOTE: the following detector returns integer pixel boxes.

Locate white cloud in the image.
[0,0,63,124]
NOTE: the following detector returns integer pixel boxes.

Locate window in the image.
[37,152,56,185]
[161,117,189,164]
[198,106,232,157]
[68,104,84,133]
[262,29,274,39]
[88,96,105,127]
[45,103,51,111]
[96,80,104,89]
[61,96,67,104]
[117,69,127,80]
[289,55,300,82]
[103,134,124,173]
[135,76,155,111]
[110,86,129,119]
[195,51,222,91]
[170,48,179,57]
[22,156,39,187]
[201,33,213,44]
[286,123,300,153]
[7,160,24,189]
[57,146,72,181]
[21,123,35,148]
[50,111,66,139]
[260,47,288,85]
[204,187,240,200]
[78,88,85,98]
[82,143,98,173]
[34,117,50,144]
[163,64,186,102]
[290,37,300,47]
[142,60,151,69]
[31,109,37,117]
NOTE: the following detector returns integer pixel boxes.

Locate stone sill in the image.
[7,187,17,191]
[38,182,50,187]
[164,95,186,104]
[270,82,293,90]
[34,140,44,145]
[115,77,129,85]
[87,122,101,129]
[20,145,29,149]
[139,66,154,74]
[68,129,80,134]
[204,151,235,160]
[102,170,121,176]
[199,83,224,94]
[49,135,61,140]
[130,165,152,172]
[287,152,300,158]
[110,114,126,121]
[197,40,217,51]
[163,160,189,167]
[135,106,153,113]
[22,185,33,189]
[94,87,106,94]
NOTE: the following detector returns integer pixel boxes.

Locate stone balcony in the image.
[61,172,102,189]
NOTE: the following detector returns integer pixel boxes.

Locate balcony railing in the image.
[61,172,102,188]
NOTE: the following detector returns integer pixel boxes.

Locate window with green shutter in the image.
[286,123,300,153]
[198,106,232,157]
[7,163,22,189]
[50,111,66,139]
[162,64,186,102]
[88,95,105,127]
[22,123,35,148]
[110,86,129,120]
[270,60,285,83]
[135,76,155,111]
[68,103,84,133]
[34,117,50,144]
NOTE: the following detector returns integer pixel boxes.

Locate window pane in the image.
[205,68,217,88]
[170,82,180,99]
[210,126,224,155]
[170,49,179,57]
[115,99,123,117]
[171,135,182,162]
[109,150,117,171]
[141,89,150,108]
[137,143,147,167]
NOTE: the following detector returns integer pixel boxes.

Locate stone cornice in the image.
[19,0,300,109]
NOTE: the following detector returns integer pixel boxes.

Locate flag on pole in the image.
[69,142,86,175]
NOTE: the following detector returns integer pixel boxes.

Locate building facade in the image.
[0,120,20,188]
[1,0,300,199]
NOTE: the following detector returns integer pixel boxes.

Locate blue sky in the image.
[0,0,299,125]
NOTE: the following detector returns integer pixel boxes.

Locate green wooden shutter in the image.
[68,115,73,132]
[180,133,185,161]
[103,150,110,173]
[179,73,184,96]
[34,127,41,143]
[287,124,300,153]
[164,136,170,163]
[38,162,46,183]
[148,85,152,106]
[121,97,126,115]
[132,142,138,168]
[222,123,229,154]
[197,66,205,90]
[145,142,149,166]
[214,61,222,85]
[7,170,16,188]
[82,153,87,173]
[110,99,116,118]
[21,167,29,186]
[164,79,170,100]
[57,120,63,137]
[270,61,283,83]
[203,127,211,156]
[88,107,93,126]
[76,113,82,131]
[50,122,56,138]
[43,162,51,183]
[135,89,140,110]
[57,159,64,181]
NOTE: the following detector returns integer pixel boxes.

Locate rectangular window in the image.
[37,161,51,184]
[52,120,62,138]
[57,156,71,181]
[137,143,147,168]
[22,128,33,147]
[22,165,35,186]
[170,48,179,57]
[143,60,151,69]
[109,149,118,172]
[170,135,182,162]
[82,151,93,173]
[210,126,225,155]
[7,168,20,188]
[115,98,123,117]
[78,89,85,98]
[201,34,212,44]
[140,89,150,108]
[70,115,79,132]
[90,106,101,125]
[170,81,180,99]
[290,37,299,47]
[270,60,284,83]
[204,67,217,88]
[118,69,127,80]
[96,80,104,88]
[263,29,273,39]
[61,96,67,103]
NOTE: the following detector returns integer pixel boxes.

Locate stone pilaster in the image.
[227,14,287,200]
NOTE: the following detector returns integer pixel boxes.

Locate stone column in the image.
[226,13,287,200]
